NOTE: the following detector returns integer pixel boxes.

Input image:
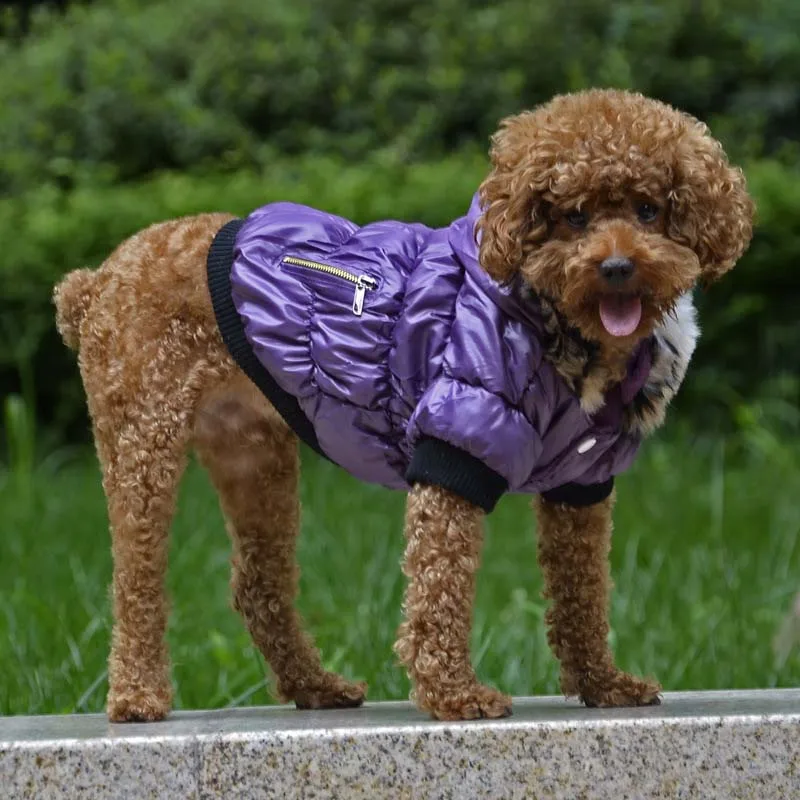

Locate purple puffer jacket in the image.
[207,193,652,512]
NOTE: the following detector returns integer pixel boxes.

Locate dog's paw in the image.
[421,683,513,721]
[574,670,662,708]
[288,673,368,710]
[107,686,172,722]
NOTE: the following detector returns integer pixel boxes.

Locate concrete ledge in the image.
[2,689,799,799]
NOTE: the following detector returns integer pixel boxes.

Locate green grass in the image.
[1,416,798,716]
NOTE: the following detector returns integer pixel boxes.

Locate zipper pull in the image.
[352,275,377,316]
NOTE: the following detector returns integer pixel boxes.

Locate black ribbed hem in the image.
[540,478,614,507]
[406,437,508,513]
[206,218,330,461]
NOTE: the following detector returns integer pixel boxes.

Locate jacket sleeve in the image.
[405,373,543,513]
[406,437,508,513]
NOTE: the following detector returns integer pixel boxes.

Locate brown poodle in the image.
[53,89,753,722]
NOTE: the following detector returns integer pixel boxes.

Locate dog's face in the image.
[477,89,755,346]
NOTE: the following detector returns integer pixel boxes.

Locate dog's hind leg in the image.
[194,380,366,710]
[82,324,213,722]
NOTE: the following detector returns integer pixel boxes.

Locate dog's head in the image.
[477,89,754,345]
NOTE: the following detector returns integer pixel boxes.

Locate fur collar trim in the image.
[625,292,698,436]
[530,291,698,437]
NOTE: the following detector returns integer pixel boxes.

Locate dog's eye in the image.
[637,203,659,223]
[564,210,589,229]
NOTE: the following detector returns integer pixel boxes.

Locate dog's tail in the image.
[53,268,98,351]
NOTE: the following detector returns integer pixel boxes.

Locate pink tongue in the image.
[599,296,642,337]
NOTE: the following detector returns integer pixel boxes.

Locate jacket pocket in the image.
[282,255,377,316]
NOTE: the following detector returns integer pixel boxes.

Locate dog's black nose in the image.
[599,256,635,286]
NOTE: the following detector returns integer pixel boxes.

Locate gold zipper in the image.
[282,256,377,316]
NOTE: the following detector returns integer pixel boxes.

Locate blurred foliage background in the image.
[1,0,799,716]
[0,0,798,450]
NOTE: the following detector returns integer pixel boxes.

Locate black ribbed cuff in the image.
[406,437,508,513]
[540,478,614,507]
[207,218,250,365]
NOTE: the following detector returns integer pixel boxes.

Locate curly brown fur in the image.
[477,88,753,393]
[53,89,754,723]
[53,268,96,350]
[72,214,237,721]
[394,485,511,720]
[535,493,661,707]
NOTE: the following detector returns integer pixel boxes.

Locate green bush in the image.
[684,160,800,423]
[2,0,799,443]
[2,0,799,194]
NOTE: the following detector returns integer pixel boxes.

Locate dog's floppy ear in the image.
[476,113,550,283]
[668,123,755,283]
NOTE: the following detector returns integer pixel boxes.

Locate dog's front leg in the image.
[395,484,512,720]
[535,492,662,707]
